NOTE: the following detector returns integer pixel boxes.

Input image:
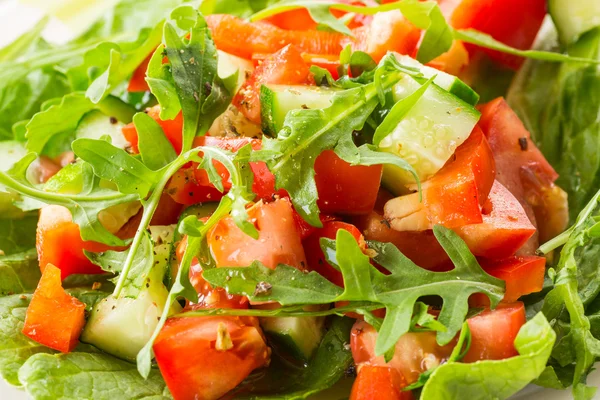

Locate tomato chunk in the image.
[209,198,307,270]
[478,98,567,245]
[22,264,86,353]
[303,221,365,286]
[121,105,184,154]
[234,44,311,124]
[345,10,421,62]
[463,302,526,362]
[384,126,496,231]
[456,180,536,259]
[127,54,151,92]
[37,205,112,279]
[350,365,413,400]
[476,256,546,303]
[154,316,270,400]
[442,0,546,69]
[206,14,344,60]
[315,150,382,216]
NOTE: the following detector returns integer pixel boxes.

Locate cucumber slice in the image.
[0,141,27,218]
[549,0,600,46]
[378,74,480,194]
[260,315,326,361]
[395,54,479,106]
[218,50,254,93]
[80,225,179,361]
[74,110,129,149]
[260,84,338,136]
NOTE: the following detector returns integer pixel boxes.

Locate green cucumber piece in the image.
[80,225,179,361]
[260,84,338,136]
[549,0,600,46]
[395,54,479,106]
[379,74,480,194]
[218,50,254,93]
[260,315,326,361]
[74,110,129,149]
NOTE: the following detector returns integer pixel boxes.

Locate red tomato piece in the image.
[189,262,250,310]
[463,302,526,362]
[208,198,307,270]
[206,14,344,60]
[22,264,86,353]
[351,320,454,385]
[441,0,546,69]
[456,180,536,259]
[385,126,496,231]
[303,221,365,286]
[353,211,452,271]
[37,205,113,279]
[350,365,413,400]
[154,316,270,400]
[292,211,338,240]
[315,150,383,216]
[479,97,567,245]
[234,45,311,124]
[127,54,151,92]
[302,53,341,80]
[474,256,546,304]
[345,10,421,62]
[121,105,184,154]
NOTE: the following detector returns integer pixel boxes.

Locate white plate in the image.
[0,0,598,399]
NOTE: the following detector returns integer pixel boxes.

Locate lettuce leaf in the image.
[420,313,556,400]
[0,250,40,297]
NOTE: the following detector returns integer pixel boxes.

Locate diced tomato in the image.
[303,53,341,80]
[35,156,62,183]
[121,105,184,154]
[440,0,546,69]
[154,316,270,400]
[474,256,546,304]
[303,221,365,286]
[350,365,413,400]
[315,150,383,216]
[189,262,249,310]
[234,45,311,124]
[292,211,338,240]
[384,126,496,231]
[344,10,421,62]
[206,14,344,60]
[128,54,151,92]
[266,0,376,31]
[456,180,536,259]
[37,205,113,279]
[351,320,454,385]
[353,211,452,271]
[208,198,307,270]
[463,302,526,362]
[22,264,86,353]
[424,40,469,76]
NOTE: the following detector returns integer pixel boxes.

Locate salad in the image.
[1,0,600,399]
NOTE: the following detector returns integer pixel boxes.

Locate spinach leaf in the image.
[19,351,171,400]
[0,250,40,297]
[232,317,354,400]
[421,313,556,399]
[0,214,37,256]
[204,226,504,356]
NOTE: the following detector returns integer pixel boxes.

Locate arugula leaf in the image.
[19,351,171,400]
[231,317,354,399]
[72,138,158,197]
[0,215,37,256]
[204,226,504,356]
[0,155,137,246]
[421,313,556,399]
[134,113,178,170]
[152,6,234,152]
[200,0,281,18]
[0,250,40,297]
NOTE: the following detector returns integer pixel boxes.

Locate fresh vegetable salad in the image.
[1,0,600,399]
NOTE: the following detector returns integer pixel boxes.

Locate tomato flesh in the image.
[154,316,270,400]
[208,198,307,270]
[303,221,365,286]
[476,256,546,303]
[127,54,151,92]
[350,365,413,400]
[233,44,311,124]
[456,180,536,259]
[121,105,184,154]
[22,264,86,353]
